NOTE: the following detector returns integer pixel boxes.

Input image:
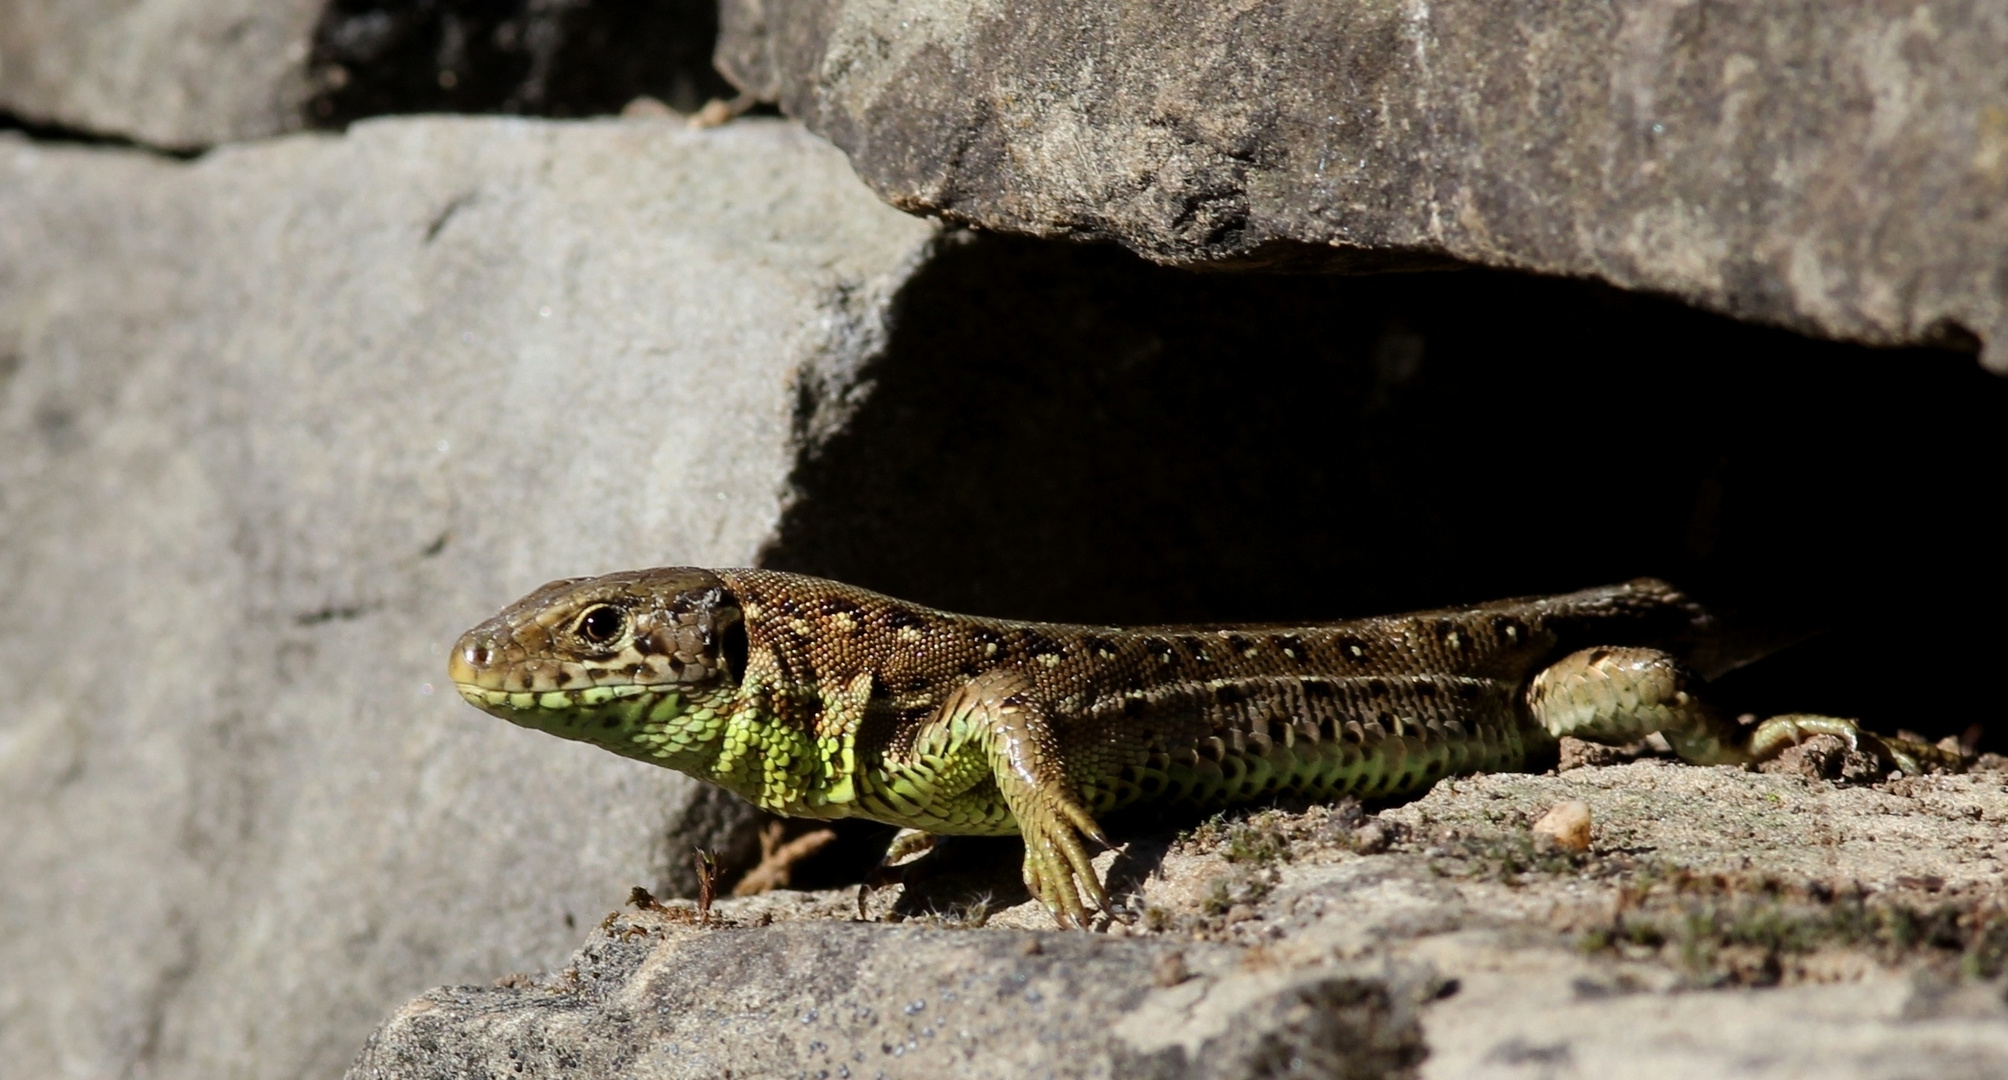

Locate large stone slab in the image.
[718,0,2008,369]
[348,760,2008,1079]
[0,115,935,1080]
[0,0,323,147]
[0,0,732,149]
[346,913,1431,1080]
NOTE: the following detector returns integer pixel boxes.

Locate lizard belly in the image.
[1069,673,1545,814]
[853,765,1020,835]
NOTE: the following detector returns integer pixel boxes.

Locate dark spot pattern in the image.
[1017,630,1060,657]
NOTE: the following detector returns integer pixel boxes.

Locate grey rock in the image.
[0,0,323,148]
[719,0,2008,369]
[344,911,1429,1080]
[0,115,935,1080]
[0,0,731,149]
[350,758,2008,1079]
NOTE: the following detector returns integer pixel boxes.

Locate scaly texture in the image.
[449,569,1958,925]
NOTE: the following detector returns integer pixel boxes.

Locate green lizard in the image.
[449,568,1959,927]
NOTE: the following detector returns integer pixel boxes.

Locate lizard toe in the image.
[1016,800,1108,928]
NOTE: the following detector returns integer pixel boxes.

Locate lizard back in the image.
[716,570,1707,816]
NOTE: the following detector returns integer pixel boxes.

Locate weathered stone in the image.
[718,0,2008,369]
[352,761,2008,1079]
[344,910,1430,1080]
[0,115,934,1080]
[0,0,323,147]
[0,0,733,149]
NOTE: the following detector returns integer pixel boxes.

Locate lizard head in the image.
[448,567,747,757]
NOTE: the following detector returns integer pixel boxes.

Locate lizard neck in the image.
[491,683,740,781]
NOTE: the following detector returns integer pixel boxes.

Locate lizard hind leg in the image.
[1528,646,1748,765]
[1745,714,1966,775]
[1528,647,1966,774]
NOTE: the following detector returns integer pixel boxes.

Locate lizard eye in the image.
[575,606,626,645]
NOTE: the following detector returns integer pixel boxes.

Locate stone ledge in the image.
[350,761,2008,1079]
[720,0,2008,369]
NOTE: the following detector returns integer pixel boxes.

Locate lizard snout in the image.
[449,626,508,698]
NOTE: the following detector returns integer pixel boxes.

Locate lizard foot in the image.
[1747,714,1967,776]
[856,829,939,920]
[1016,795,1112,930]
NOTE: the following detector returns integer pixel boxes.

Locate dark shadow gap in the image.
[764,232,2008,750]
[306,0,740,127]
[0,109,204,159]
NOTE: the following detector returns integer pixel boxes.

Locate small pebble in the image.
[1352,820,1392,854]
[1532,800,1593,853]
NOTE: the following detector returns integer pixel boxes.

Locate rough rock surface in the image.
[0,0,733,148]
[719,0,2008,369]
[349,917,1429,1080]
[352,761,2008,1079]
[0,115,934,1080]
[0,0,323,148]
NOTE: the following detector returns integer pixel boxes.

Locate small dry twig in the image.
[688,92,759,129]
[694,849,719,924]
[734,820,839,896]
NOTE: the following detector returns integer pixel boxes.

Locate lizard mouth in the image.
[452,680,660,712]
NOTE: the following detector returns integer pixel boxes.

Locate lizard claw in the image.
[1747,714,1968,776]
[1859,730,1967,776]
[1017,796,1112,929]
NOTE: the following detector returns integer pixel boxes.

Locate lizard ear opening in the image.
[720,613,748,680]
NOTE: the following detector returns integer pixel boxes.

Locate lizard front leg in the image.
[1528,646,1963,773]
[873,670,1112,928]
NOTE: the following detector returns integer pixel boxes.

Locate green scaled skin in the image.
[450,568,1962,928]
